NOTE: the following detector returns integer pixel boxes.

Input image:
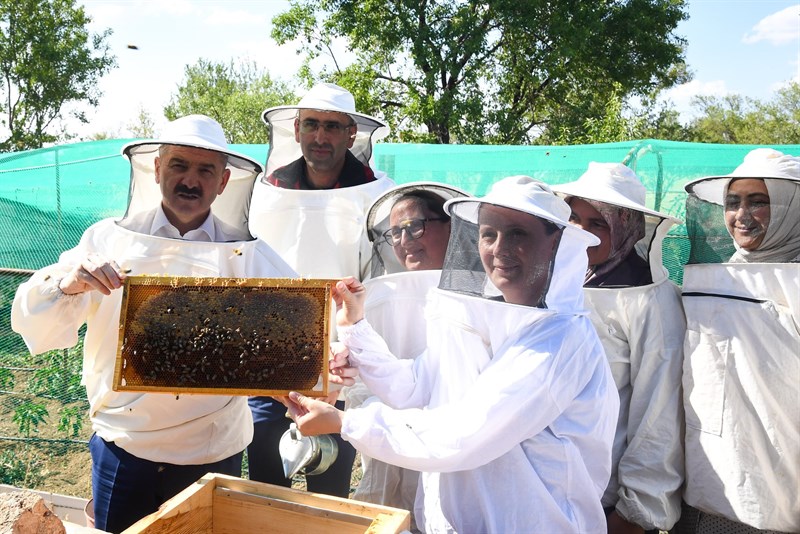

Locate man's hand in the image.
[58,254,127,296]
[606,510,645,534]
[328,341,357,387]
[331,277,366,327]
[284,391,344,436]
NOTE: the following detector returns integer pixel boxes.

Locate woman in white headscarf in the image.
[553,163,685,534]
[281,176,619,534]
[679,148,800,534]
[688,147,800,263]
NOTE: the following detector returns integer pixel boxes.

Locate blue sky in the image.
[74,0,800,138]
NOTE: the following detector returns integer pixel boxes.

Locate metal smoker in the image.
[279,422,339,479]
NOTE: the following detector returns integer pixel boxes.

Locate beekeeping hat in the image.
[551,162,681,224]
[261,83,390,177]
[120,115,262,239]
[445,176,599,247]
[440,176,598,312]
[685,148,800,205]
[123,114,262,174]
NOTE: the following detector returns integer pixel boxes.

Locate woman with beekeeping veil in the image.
[346,182,467,531]
[552,163,685,534]
[282,176,619,533]
[678,148,800,533]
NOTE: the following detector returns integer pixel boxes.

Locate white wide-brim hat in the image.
[551,162,681,223]
[445,175,600,247]
[685,147,800,205]
[262,82,388,132]
[366,181,469,240]
[121,114,262,174]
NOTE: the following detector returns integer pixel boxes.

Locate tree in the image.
[127,106,157,139]
[164,59,296,144]
[687,82,800,144]
[0,0,116,151]
[272,0,689,144]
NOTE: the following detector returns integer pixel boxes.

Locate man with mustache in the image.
[12,115,299,532]
[248,83,394,498]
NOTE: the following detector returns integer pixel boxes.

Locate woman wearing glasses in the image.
[349,183,466,530]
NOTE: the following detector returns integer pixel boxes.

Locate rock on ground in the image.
[0,491,66,534]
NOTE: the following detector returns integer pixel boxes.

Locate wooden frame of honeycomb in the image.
[113,276,335,396]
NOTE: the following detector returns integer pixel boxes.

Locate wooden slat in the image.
[122,474,215,534]
[124,473,410,534]
[212,490,370,534]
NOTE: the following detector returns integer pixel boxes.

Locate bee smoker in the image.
[279,423,339,479]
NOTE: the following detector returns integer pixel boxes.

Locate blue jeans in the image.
[89,434,243,533]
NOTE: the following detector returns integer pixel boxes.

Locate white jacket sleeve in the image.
[339,315,616,474]
[11,264,98,355]
[613,281,685,530]
[338,319,434,410]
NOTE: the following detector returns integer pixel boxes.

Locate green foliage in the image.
[0,367,14,390]
[164,59,297,144]
[0,0,116,151]
[687,82,800,144]
[542,85,691,144]
[0,272,32,356]
[57,405,84,438]
[12,399,49,437]
[128,106,157,138]
[272,0,689,144]
[0,448,44,487]
[25,342,86,404]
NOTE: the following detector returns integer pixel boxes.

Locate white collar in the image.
[150,204,216,241]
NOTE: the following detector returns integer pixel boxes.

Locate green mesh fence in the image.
[1,138,798,497]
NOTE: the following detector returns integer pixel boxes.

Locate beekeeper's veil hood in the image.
[442,176,598,313]
[120,114,262,240]
[551,162,682,284]
[365,182,469,277]
[684,148,800,263]
[261,82,389,178]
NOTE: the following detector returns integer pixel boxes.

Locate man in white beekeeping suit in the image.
[11,115,297,532]
[248,82,394,498]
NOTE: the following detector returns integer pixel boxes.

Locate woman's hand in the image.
[331,277,366,327]
[328,341,357,387]
[284,391,344,436]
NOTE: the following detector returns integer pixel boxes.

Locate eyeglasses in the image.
[382,218,448,246]
[298,119,355,135]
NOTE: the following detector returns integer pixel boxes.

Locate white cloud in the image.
[228,39,302,82]
[743,4,800,45]
[660,80,732,121]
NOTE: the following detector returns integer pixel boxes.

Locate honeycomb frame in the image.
[114,276,335,397]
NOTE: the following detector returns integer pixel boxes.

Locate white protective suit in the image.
[349,183,469,527]
[682,263,799,532]
[584,243,685,529]
[249,178,394,279]
[350,270,439,519]
[11,133,296,465]
[553,164,685,530]
[338,177,620,533]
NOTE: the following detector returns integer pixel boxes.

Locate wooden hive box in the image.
[114,276,335,397]
[122,473,411,534]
